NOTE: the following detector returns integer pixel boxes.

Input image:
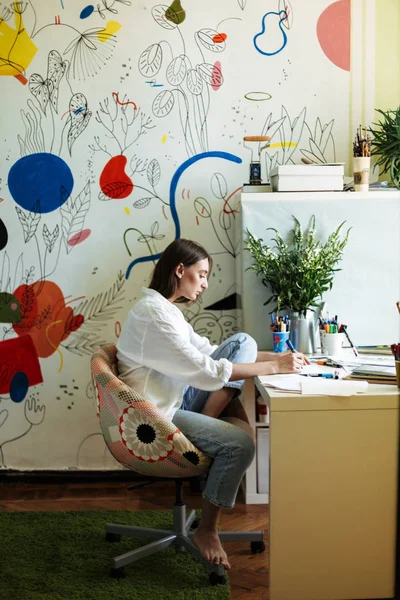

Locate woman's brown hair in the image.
[149,238,212,303]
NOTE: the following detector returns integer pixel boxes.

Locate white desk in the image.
[254,377,400,600]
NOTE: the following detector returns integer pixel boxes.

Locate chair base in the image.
[106,503,264,581]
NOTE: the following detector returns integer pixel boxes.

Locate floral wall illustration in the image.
[0,0,372,469]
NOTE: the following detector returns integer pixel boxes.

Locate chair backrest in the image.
[91,344,211,478]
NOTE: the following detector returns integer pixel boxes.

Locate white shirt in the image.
[116,288,232,420]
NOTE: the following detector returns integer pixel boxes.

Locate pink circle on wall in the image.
[317,0,350,71]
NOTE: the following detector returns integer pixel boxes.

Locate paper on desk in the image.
[259,365,368,395]
[258,364,346,392]
[331,351,395,368]
[301,378,368,396]
[259,374,303,392]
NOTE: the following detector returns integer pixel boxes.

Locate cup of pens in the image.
[320,330,344,356]
[353,126,371,192]
[391,344,400,389]
[271,313,290,352]
[319,316,349,356]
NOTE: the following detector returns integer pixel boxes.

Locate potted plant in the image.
[244,215,351,353]
[369,106,400,188]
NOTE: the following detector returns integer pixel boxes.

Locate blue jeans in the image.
[172,333,258,508]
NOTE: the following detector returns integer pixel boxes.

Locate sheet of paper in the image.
[331,351,395,368]
[258,374,303,392]
[301,378,368,396]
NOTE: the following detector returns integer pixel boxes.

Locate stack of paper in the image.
[259,371,368,396]
[331,352,396,384]
[331,353,395,368]
[345,364,396,384]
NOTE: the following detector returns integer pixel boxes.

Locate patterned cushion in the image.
[91,345,211,477]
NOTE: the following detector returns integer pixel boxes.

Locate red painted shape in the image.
[211,61,223,91]
[317,0,350,71]
[100,155,134,199]
[213,32,227,43]
[14,73,28,85]
[68,228,91,247]
[112,92,137,110]
[223,186,242,214]
[13,281,84,358]
[0,335,43,394]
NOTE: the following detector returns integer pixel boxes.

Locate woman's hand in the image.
[274,352,306,374]
[230,351,310,380]
[278,350,310,365]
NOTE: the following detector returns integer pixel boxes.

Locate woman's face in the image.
[175,258,209,301]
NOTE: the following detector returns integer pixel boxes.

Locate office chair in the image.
[90,344,265,585]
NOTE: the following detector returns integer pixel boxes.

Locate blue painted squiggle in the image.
[253,10,288,57]
[125,151,242,279]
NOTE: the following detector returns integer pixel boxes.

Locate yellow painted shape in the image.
[0,4,38,76]
[124,207,131,215]
[99,20,121,42]
[375,0,400,180]
[375,0,400,112]
[268,142,297,149]
[161,134,167,143]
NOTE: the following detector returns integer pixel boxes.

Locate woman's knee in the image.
[231,332,258,363]
[228,426,256,468]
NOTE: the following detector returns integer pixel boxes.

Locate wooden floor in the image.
[0,478,269,599]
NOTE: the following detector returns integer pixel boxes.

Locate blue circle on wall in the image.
[8,153,74,214]
[80,5,94,18]
[10,372,29,403]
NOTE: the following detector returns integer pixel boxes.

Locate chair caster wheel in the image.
[209,571,227,586]
[251,540,265,554]
[190,517,201,530]
[110,567,125,579]
[106,532,121,543]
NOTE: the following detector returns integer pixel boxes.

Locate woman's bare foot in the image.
[193,527,231,569]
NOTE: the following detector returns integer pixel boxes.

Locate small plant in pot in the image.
[244,216,351,353]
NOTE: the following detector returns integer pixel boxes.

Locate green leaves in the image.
[369,106,400,181]
[244,216,351,316]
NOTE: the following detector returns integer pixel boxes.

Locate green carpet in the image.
[0,510,231,600]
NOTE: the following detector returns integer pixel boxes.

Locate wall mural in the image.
[0,0,351,469]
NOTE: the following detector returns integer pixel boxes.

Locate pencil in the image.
[342,325,358,357]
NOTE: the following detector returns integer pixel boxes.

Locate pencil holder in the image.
[353,156,370,192]
[272,331,290,353]
[320,331,344,356]
[395,361,400,389]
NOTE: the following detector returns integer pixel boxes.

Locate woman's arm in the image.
[256,350,310,364]
[230,351,306,380]
[256,350,279,362]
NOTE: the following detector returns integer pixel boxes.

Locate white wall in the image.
[0,0,368,469]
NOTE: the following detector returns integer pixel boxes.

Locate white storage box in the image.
[270,164,344,192]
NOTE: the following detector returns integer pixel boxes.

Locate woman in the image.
[117,238,309,570]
